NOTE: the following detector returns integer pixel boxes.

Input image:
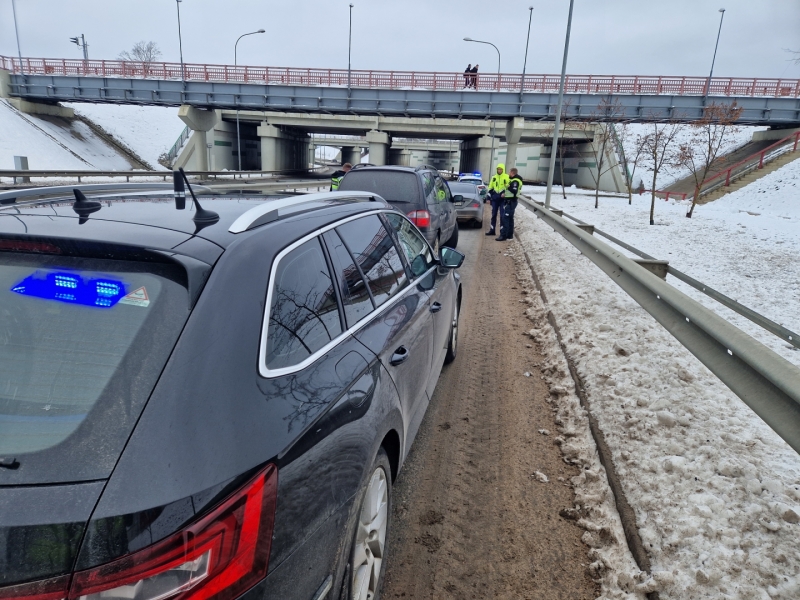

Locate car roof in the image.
[0,188,391,262]
[450,182,480,192]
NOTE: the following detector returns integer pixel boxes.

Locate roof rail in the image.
[0,183,211,207]
[415,164,439,172]
[350,163,375,170]
[228,191,381,234]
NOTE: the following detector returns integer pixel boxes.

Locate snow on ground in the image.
[618,124,765,190]
[523,157,800,369]
[64,103,187,170]
[513,162,800,598]
[0,100,134,171]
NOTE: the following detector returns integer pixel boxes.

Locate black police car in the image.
[0,178,463,600]
[337,165,461,256]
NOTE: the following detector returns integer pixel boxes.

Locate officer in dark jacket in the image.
[497,167,523,241]
[330,163,352,191]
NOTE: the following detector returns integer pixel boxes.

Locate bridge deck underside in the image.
[10,75,800,126]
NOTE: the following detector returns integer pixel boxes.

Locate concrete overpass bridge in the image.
[2,55,799,126]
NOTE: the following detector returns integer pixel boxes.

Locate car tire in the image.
[444,299,459,364]
[472,219,482,229]
[345,448,392,600]
[442,224,459,249]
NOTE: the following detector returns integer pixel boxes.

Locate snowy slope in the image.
[0,100,135,171]
[523,156,800,369]
[515,160,800,598]
[64,104,187,170]
[617,124,765,190]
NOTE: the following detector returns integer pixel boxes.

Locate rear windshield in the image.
[450,182,479,194]
[338,170,420,203]
[0,251,190,483]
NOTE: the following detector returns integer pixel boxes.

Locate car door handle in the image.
[389,346,409,366]
[430,302,442,313]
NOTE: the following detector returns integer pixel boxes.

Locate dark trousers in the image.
[490,196,503,230]
[500,199,517,239]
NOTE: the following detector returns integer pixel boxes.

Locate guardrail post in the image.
[725,169,731,186]
[758,151,765,169]
[794,132,799,152]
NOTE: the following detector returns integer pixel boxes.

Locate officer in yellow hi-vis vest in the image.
[497,167,523,241]
[330,163,352,191]
[485,163,509,236]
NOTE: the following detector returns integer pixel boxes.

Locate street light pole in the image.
[544,0,575,209]
[705,8,726,99]
[176,0,185,82]
[235,29,266,173]
[348,4,354,89]
[11,0,23,72]
[463,37,501,89]
[521,7,534,94]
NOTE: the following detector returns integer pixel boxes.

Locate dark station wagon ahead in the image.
[0,182,464,600]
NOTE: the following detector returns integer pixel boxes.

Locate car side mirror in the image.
[410,254,428,277]
[451,194,464,206]
[439,247,465,269]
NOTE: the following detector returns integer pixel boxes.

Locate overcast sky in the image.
[2,0,798,79]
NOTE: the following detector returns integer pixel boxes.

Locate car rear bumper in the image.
[456,207,483,221]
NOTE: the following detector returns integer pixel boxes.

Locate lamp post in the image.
[463,37,501,89]
[544,0,575,209]
[348,3,354,89]
[234,29,266,173]
[705,8,726,99]
[11,0,23,71]
[521,7,534,94]
[464,37,502,173]
[176,0,185,81]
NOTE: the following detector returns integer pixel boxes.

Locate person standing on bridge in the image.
[485,163,509,236]
[470,64,479,89]
[330,163,352,191]
[496,167,523,241]
[463,64,472,88]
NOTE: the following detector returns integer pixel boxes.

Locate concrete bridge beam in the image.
[340,146,362,165]
[257,123,309,171]
[366,130,390,166]
[459,136,495,179]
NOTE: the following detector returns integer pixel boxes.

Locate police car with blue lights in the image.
[0,173,464,600]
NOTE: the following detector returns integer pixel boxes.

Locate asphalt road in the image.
[381,214,599,599]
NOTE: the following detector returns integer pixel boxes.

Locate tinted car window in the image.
[323,229,374,326]
[421,172,435,199]
[450,182,480,194]
[338,170,420,204]
[384,213,436,278]
[266,238,342,370]
[336,215,408,308]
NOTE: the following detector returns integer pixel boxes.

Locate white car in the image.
[457,172,487,196]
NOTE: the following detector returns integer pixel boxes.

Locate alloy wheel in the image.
[352,467,389,600]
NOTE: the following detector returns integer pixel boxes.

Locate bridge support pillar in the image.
[459,136,495,179]
[178,106,220,172]
[389,148,412,166]
[340,146,362,166]
[366,130,390,166]
[257,123,310,172]
[504,117,525,171]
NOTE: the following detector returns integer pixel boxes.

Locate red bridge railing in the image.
[2,55,798,98]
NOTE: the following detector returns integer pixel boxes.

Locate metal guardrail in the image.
[519,196,800,455]
[166,125,190,166]
[0,168,325,183]
[2,54,798,98]
[554,206,800,351]
[698,131,800,198]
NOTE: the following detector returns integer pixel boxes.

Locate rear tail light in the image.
[407,210,431,229]
[68,465,277,600]
[470,201,480,208]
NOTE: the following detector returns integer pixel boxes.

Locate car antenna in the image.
[174,168,219,233]
[72,189,102,224]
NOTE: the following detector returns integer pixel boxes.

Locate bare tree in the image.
[118,41,162,76]
[678,102,744,218]
[576,99,631,208]
[614,122,648,205]
[641,120,684,225]
[785,48,800,65]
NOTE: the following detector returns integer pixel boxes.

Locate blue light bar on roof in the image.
[11,271,126,308]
